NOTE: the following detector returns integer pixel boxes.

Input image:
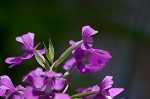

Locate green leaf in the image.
[43,38,54,64]
[32,49,50,70]
[43,42,50,62]
[48,38,54,63]
[52,40,83,71]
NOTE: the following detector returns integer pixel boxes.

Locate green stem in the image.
[62,63,76,78]
[32,49,50,70]
[51,40,83,71]
[71,91,98,99]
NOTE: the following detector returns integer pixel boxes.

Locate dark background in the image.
[0,0,150,99]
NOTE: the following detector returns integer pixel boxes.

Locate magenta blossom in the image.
[81,25,98,50]
[24,86,70,99]
[5,32,45,68]
[63,26,111,73]
[22,67,69,99]
[77,76,124,99]
[0,75,24,99]
[22,67,66,91]
[74,47,111,73]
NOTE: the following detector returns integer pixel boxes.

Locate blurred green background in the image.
[1,0,150,99]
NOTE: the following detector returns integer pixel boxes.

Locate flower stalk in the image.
[32,49,50,70]
[51,40,83,71]
[71,91,98,99]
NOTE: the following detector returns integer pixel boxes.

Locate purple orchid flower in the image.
[22,67,69,99]
[81,25,98,50]
[22,67,66,91]
[24,86,70,99]
[5,32,45,68]
[63,26,111,73]
[74,47,111,73]
[77,76,124,99]
[0,75,25,99]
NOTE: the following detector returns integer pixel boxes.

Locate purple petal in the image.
[69,40,75,45]
[77,62,104,74]
[76,87,93,93]
[108,88,124,97]
[33,42,41,49]
[88,49,112,66]
[54,93,70,99]
[63,58,76,70]
[24,86,42,99]
[16,32,34,49]
[5,51,33,68]
[21,51,33,59]
[53,78,66,90]
[54,73,62,78]
[94,93,106,99]
[0,84,23,98]
[15,85,24,90]
[74,46,112,74]
[5,56,22,65]
[0,87,6,97]
[11,92,24,99]
[44,71,65,91]
[76,62,86,73]
[82,25,98,43]
[32,77,45,89]
[92,85,100,91]
[74,47,86,61]
[0,75,15,90]
[100,76,113,91]
[22,68,44,81]
[80,42,92,50]
[37,48,45,54]
[23,77,44,89]
[45,71,57,78]
[22,68,45,88]
[76,86,99,99]
[84,64,104,73]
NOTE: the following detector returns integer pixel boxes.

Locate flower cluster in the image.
[1,25,124,99]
